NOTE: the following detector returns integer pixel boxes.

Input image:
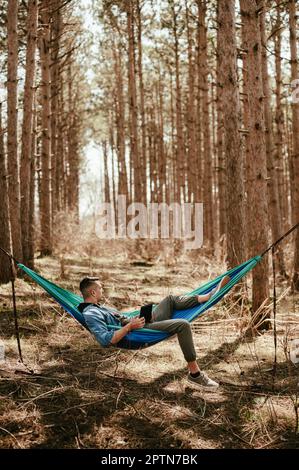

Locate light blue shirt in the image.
[81,304,122,348]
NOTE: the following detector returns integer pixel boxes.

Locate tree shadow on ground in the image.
[1,331,298,449]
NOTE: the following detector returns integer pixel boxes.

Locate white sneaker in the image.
[187,371,219,390]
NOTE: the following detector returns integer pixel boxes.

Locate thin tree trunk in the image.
[218,0,246,267]
[259,0,286,277]
[288,0,299,290]
[56,78,65,212]
[172,1,184,204]
[185,1,197,205]
[7,0,22,261]
[109,120,117,219]
[198,0,214,248]
[136,0,147,204]
[195,10,203,205]
[127,1,140,203]
[0,103,12,283]
[240,0,270,325]
[113,44,128,200]
[66,64,79,219]
[170,70,177,202]
[28,93,37,270]
[157,69,166,203]
[102,140,110,203]
[216,5,226,238]
[20,0,38,265]
[38,2,52,256]
[50,0,62,220]
[274,2,288,231]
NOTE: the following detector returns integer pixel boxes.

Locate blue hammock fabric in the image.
[17,255,261,350]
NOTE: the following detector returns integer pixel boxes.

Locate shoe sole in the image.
[185,379,219,392]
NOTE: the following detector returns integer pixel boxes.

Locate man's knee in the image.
[176,318,191,331]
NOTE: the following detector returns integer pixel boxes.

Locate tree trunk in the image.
[0,104,12,283]
[259,0,286,277]
[56,78,65,213]
[197,0,214,248]
[240,0,270,326]
[38,2,52,256]
[195,8,203,205]
[28,93,37,270]
[113,44,128,200]
[50,0,62,220]
[102,140,110,203]
[185,1,197,205]
[127,1,140,203]
[288,0,299,290]
[274,1,288,232]
[20,0,38,265]
[216,4,226,238]
[157,70,166,203]
[136,0,147,204]
[66,64,79,219]
[172,1,184,204]
[218,0,246,267]
[170,70,177,202]
[7,0,23,261]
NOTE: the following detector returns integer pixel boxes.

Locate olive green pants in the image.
[145,294,199,363]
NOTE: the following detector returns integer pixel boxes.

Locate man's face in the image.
[89,281,103,302]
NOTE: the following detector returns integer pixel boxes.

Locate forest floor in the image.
[0,244,298,449]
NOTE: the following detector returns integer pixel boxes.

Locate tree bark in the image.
[20,0,38,265]
[288,0,299,290]
[171,1,184,204]
[38,2,52,255]
[216,4,226,238]
[136,0,147,204]
[218,0,246,267]
[127,1,140,203]
[185,1,197,205]
[274,1,288,232]
[28,93,37,270]
[50,0,62,220]
[7,0,23,261]
[0,103,12,283]
[66,64,79,219]
[259,0,286,277]
[240,0,270,325]
[113,44,128,200]
[197,0,214,248]
[195,7,203,205]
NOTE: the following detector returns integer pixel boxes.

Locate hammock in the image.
[17,255,261,350]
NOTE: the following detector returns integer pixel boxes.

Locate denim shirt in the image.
[79,303,123,348]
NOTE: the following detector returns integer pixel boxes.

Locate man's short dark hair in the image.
[79,277,99,296]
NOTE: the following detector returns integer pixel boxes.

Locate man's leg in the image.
[145,318,197,363]
[152,294,199,322]
[148,294,219,389]
[146,318,219,389]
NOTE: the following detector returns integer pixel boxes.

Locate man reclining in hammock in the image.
[78,275,230,390]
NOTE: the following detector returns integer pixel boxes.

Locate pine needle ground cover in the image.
[0,247,298,449]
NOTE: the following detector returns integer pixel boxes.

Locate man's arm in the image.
[83,310,115,347]
[110,316,145,345]
[83,307,145,347]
